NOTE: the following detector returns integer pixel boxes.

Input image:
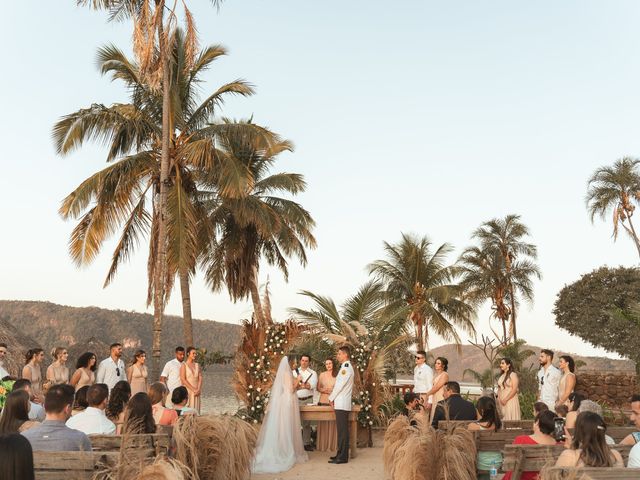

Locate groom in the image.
[328,345,354,464]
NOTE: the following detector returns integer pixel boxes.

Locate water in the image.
[199,367,241,415]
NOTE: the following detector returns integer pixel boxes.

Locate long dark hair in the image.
[499,358,516,389]
[75,352,97,371]
[73,386,90,411]
[105,380,131,421]
[0,433,35,480]
[560,355,576,373]
[0,391,30,434]
[325,358,338,378]
[24,349,43,365]
[130,350,146,367]
[122,393,156,434]
[535,410,556,436]
[476,396,501,430]
[435,357,448,372]
[572,411,614,467]
[568,392,586,412]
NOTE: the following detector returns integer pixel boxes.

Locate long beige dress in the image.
[498,371,521,420]
[185,362,201,414]
[316,371,337,452]
[558,372,575,404]
[47,364,69,385]
[429,372,448,423]
[74,368,95,391]
[23,364,43,398]
[129,364,148,395]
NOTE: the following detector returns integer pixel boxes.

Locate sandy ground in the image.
[251,433,385,480]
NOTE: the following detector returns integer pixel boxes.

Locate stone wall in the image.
[575,371,638,408]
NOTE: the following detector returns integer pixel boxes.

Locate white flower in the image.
[253,419,258,424]
[369,421,373,426]
[251,407,255,411]
[360,391,364,395]
[250,363,254,367]
[372,383,376,386]
[242,415,246,419]
[249,385,253,389]
[257,387,261,392]
[247,393,251,397]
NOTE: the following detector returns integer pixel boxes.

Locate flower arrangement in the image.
[0,379,15,409]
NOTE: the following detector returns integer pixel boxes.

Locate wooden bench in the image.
[89,433,170,456]
[544,466,640,479]
[34,451,118,480]
[475,430,532,452]
[503,420,534,429]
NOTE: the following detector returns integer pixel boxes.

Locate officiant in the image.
[293,354,318,451]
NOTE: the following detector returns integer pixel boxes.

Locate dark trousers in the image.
[335,409,349,462]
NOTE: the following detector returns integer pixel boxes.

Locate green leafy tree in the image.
[462,367,495,389]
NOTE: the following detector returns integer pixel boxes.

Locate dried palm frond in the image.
[133,458,192,480]
[436,425,476,480]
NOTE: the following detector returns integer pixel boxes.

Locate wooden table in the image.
[299,405,361,458]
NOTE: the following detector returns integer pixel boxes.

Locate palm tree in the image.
[368,234,475,351]
[462,367,496,389]
[472,215,540,342]
[586,157,640,258]
[201,127,317,325]
[54,33,266,374]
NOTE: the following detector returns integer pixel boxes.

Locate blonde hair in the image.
[51,347,66,361]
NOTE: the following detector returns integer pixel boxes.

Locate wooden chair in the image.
[543,466,640,479]
[33,451,118,480]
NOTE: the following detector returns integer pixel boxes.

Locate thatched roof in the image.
[0,317,41,378]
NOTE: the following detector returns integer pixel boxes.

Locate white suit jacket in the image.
[329,361,354,411]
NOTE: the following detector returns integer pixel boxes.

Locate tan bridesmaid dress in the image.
[185,362,201,414]
[316,371,337,452]
[498,371,521,420]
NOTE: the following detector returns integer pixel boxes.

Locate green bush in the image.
[519,391,537,420]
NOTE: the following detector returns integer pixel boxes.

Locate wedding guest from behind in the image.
[533,401,549,418]
[413,350,433,410]
[469,396,502,479]
[160,346,185,407]
[96,343,126,392]
[502,410,558,480]
[179,347,202,414]
[122,392,156,435]
[621,394,640,446]
[555,404,569,418]
[0,343,9,379]
[537,349,561,410]
[577,400,615,445]
[66,384,115,435]
[21,384,91,452]
[105,380,131,434]
[328,345,354,465]
[565,392,585,429]
[171,386,197,416]
[148,382,178,426]
[425,357,449,423]
[46,347,69,386]
[0,391,39,433]
[294,354,317,451]
[0,433,35,480]
[127,350,148,396]
[557,355,576,408]
[70,352,96,392]
[431,381,476,428]
[316,358,338,453]
[12,379,45,422]
[72,386,89,416]
[555,411,623,468]
[22,349,44,402]
[402,392,421,417]
[497,357,520,421]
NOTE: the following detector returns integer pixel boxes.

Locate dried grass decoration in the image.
[383,415,477,480]
[133,458,193,480]
[173,414,258,480]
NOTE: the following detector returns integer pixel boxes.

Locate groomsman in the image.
[294,354,317,451]
[328,346,354,464]
[413,350,433,409]
[96,343,126,392]
[537,349,561,409]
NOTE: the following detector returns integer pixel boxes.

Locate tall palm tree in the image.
[586,157,640,258]
[472,215,540,342]
[201,126,317,326]
[368,233,475,351]
[54,33,266,374]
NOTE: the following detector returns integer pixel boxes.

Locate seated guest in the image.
[0,391,39,433]
[533,401,549,418]
[402,392,420,416]
[621,394,640,446]
[468,396,502,479]
[66,384,115,435]
[577,400,615,445]
[105,380,131,434]
[72,386,90,416]
[629,441,640,468]
[12,379,45,422]
[555,404,569,418]
[431,381,476,428]
[555,411,623,468]
[171,386,198,416]
[122,393,156,435]
[21,384,91,451]
[565,392,585,429]
[148,382,178,426]
[0,433,35,480]
[502,410,558,480]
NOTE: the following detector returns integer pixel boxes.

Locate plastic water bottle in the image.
[489,460,498,480]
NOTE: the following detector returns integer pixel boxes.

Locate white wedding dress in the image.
[251,356,308,474]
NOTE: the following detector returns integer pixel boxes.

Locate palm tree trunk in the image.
[509,286,517,342]
[250,265,265,326]
[414,312,424,351]
[180,268,194,347]
[625,216,640,259]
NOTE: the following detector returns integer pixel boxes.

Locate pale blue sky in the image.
[2,1,639,358]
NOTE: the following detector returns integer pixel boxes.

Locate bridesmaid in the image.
[22,348,44,402]
[497,357,521,420]
[316,358,338,452]
[70,352,96,391]
[46,347,70,386]
[425,357,449,423]
[127,350,148,395]
[180,347,202,414]
[557,355,576,408]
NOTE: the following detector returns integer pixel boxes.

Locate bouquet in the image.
[0,379,15,409]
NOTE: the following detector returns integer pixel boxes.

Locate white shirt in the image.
[0,361,9,379]
[96,357,126,392]
[629,442,640,468]
[293,367,317,400]
[537,364,562,409]
[161,359,183,394]
[329,361,354,411]
[66,407,116,435]
[413,363,434,403]
[29,401,45,421]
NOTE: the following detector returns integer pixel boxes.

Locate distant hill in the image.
[0,300,242,365]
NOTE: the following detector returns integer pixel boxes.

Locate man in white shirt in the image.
[537,349,561,410]
[629,442,640,468]
[66,383,116,435]
[328,346,354,465]
[160,346,185,407]
[13,379,46,422]
[413,350,433,411]
[293,354,317,451]
[0,343,9,379]
[96,343,126,392]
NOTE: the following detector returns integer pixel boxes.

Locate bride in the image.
[252,356,309,473]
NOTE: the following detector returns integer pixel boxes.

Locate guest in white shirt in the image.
[293,354,317,450]
[629,442,640,468]
[413,350,433,409]
[160,346,185,407]
[12,379,45,422]
[537,349,562,410]
[96,343,126,392]
[66,383,116,435]
[0,342,9,379]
